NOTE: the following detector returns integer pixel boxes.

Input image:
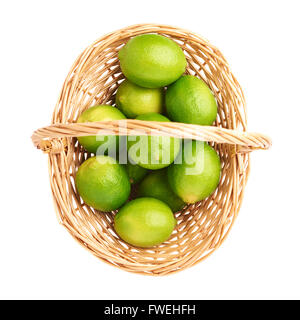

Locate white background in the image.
[0,0,299,300]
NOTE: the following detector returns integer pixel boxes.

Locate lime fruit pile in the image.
[75,33,221,248]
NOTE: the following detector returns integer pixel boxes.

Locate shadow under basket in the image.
[31,24,271,276]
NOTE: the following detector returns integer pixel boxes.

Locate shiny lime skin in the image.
[166,75,218,125]
[75,156,131,211]
[114,198,176,247]
[77,105,126,154]
[138,170,185,212]
[119,34,187,88]
[127,113,181,170]
[116,79,164,118]
[125,161,148,184]
[168,141,221,203]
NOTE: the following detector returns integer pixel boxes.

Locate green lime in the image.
[116,79,164,118]
[166,75,218,125]
[127,113,181,170]
[125,161,148,184]
[168,140,221,203]
[111,150,148,184]
[114,197,176,247]
[138,170,185,212]
[75,156,131,211]
[77,105,126,154]
[119,34,187,88]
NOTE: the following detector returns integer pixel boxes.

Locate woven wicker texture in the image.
[32,24,271,275]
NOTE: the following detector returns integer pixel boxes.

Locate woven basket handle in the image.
[31,120,271,154]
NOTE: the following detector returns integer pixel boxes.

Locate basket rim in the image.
[32,119,271,154]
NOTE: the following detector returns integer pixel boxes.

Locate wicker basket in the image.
[31,24,271,275]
